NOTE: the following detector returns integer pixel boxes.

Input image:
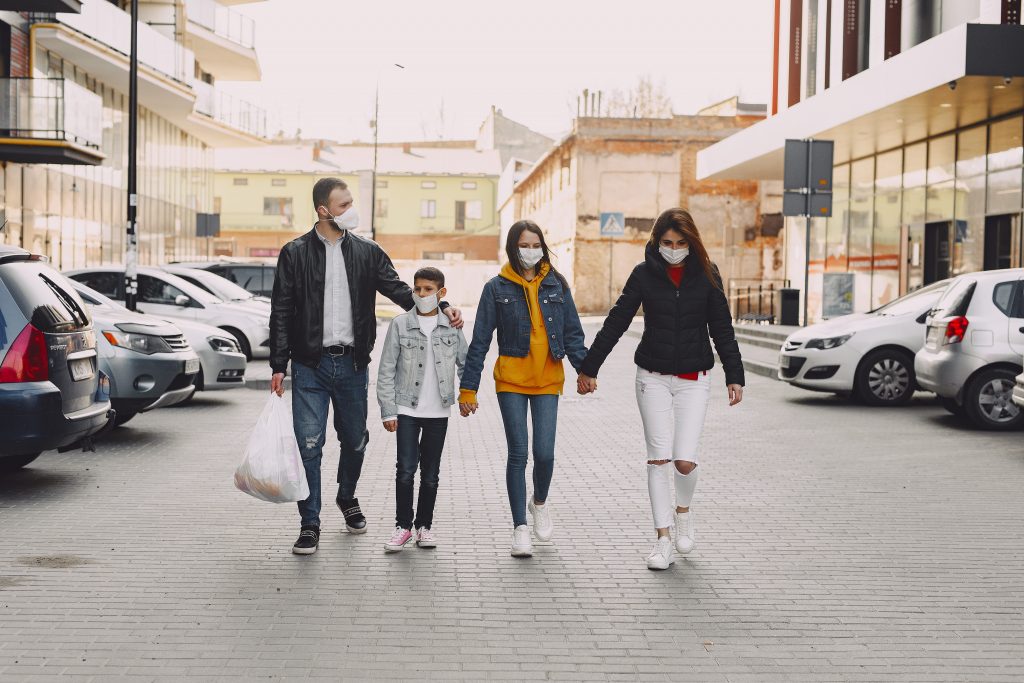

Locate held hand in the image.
[459,401,478,417]
[577,374,597,395]
[383,419,398,433]
[270,372,286,397]
[444,306,465,329]
[728,384,744,406]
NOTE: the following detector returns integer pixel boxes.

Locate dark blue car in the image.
[0,245,113,472]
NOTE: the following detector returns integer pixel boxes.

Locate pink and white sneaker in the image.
[416,527,437,548]
[384,526,413,553]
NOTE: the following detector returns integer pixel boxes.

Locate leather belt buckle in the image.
[325,345,350,356]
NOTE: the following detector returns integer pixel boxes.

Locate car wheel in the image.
[0,452,41,473]
[963,368,1024,431]
[855,349,916,406]
[223,327,252,361]
[940,397,964,416]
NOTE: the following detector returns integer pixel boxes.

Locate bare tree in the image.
[605,76,673,118]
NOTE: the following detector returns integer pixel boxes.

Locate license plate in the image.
[779,354,791,369]
[185,357,200,375]
[70,357,94,382]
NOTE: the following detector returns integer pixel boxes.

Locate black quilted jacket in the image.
[580,242,745,386]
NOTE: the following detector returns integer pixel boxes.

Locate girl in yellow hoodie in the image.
[459,221,588,557]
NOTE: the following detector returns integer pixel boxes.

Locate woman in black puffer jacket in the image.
[578,208,744,571]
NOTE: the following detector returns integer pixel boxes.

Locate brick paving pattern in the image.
[1,324,1023,681]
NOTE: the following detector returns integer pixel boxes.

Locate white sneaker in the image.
[674,510,695,555]
[511,525,533,557]
[528,498,553,541]
[646,537,675,570]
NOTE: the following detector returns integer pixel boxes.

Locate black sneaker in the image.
[338,497,367,534]
[292,525,320,555]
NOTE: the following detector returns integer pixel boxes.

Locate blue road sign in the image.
[600,212,625,236]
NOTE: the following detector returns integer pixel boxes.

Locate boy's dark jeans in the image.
[395,415,448,530]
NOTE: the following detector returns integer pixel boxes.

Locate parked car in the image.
[71,281,246,403]
[1015,363,1024,410]
[0,245,113,471]
[778,280,950,406]
[160,265,270,314]
[170,260,275,299]
[64,266,271,360]
[915,268,1024,431]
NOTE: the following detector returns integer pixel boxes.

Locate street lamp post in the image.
[370,64,404,242]
[124,0,140,311]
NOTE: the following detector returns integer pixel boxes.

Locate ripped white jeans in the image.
[636,367,710,529]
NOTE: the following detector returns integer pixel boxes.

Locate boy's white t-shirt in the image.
[397,313,450,419]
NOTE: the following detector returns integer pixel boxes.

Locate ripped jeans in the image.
[291,353,369,528]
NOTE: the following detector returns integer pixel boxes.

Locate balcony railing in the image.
[38,0,194,83]
[192,80,267,138]
[0,78,103,149]
[185,0,256,49]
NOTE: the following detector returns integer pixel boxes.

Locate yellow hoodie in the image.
[459,262,564,403]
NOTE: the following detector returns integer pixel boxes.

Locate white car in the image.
[161,265,271,314]
[70,281,247,394]
[1015,364,1024,409]
[778,280,950,406]
[65,266,271,360]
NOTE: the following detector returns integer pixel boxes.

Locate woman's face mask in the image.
[659,245,689,265]
[519,247,544,268]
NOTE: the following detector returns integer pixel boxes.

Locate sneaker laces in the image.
[418,528,434,540]
[648,538,670,558]
[299,529,318,539]
[389,526,408,543]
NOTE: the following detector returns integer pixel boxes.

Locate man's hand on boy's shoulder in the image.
[383,418,398,432]
[444,306,464,329]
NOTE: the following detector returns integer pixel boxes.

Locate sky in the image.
[220,0,774,144]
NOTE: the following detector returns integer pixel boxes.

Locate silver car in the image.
[161,265,271,314]
[915,268,1024,431]
[72,281,247,396]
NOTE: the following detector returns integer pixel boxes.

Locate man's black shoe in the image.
[338,497,367,534]
[292,525,320,555]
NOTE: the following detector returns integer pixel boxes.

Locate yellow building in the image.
[0,0,267,269]
[214,141,502,260]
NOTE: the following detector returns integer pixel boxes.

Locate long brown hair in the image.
[505,220,568,286]
[649,208,721,290]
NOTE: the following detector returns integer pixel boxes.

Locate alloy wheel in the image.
[867,358,910,402]
[977,378,1020,424]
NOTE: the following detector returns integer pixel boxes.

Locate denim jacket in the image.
[376,310,468,419]
[461,269,588,393]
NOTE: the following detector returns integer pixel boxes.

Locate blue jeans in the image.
[291,354,369,528]
[495,392,559,527]
[395,415,448,530]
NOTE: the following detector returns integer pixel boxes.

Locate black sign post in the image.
[783,139,834,326]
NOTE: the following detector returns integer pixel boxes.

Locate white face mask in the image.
[659,245,689,265]
[323,205,359,231]
[519,247,544,268]
[413,293,438,314]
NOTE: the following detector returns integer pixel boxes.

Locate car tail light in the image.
[0,324,49,382]
[943,316,969,345]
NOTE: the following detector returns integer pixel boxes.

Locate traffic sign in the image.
[600,212,625,236]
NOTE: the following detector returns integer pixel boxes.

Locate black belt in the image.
[324,345,353,356]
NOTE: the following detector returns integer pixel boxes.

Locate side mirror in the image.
[174,294,191,307]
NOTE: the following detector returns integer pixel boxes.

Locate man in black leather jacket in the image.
[270,177,462,555]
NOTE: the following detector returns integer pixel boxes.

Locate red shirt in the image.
[667,264,702,381]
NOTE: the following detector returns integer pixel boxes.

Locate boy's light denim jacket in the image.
[376,310,468,420]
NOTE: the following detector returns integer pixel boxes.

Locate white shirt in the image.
[318,228,354,347]
[398,314,449,419]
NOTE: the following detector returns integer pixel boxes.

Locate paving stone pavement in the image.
[1,323,1023,682]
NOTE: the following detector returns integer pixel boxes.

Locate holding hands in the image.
[459,400,478,418]
[577,373,597,395]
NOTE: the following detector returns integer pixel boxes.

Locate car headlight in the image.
[102,330,174,354]
[805,333,854,350]
[208,336,240,353]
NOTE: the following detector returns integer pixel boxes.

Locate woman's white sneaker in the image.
[674,510,695,554]
[528,498,553,541]
[511,525,533,557]
[646,537,675,570]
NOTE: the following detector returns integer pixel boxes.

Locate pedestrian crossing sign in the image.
[600,212,625,236]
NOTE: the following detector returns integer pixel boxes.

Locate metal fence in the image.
[0,78,103,149]
[728,279,790,324]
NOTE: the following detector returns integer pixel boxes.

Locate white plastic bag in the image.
[234,394,310,503]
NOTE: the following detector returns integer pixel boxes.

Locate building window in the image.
[263,197,294,227]
[233,178,248,186]
[271,178,286,187]
[466,200,482,220]
[375,198,388,218]
[423,251,445,260]
[461,181,477,190]
[421,181,437,189]
[421,199,436,218]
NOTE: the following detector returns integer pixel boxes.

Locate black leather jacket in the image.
[270,227,425,374]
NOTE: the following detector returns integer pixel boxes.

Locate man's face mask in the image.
[323,205,359,231]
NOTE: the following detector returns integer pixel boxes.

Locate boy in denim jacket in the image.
[376,267,468,552]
